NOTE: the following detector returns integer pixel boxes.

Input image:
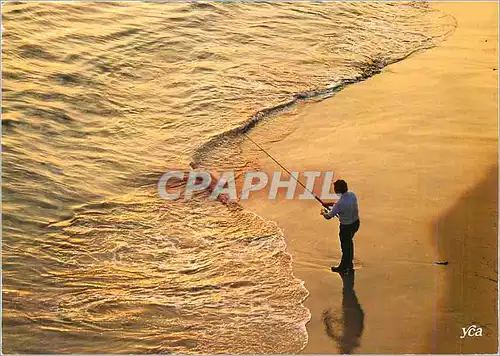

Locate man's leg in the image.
[347,237,354,269]
[353,219,360,235]
[339,224,354,270]
[348,220,360,269]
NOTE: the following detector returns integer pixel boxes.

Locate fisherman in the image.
[321,179,360,273]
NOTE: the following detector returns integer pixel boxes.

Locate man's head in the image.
[333,179,348,194]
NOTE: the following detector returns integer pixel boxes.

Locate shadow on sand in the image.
[430,165,498,353]
[321,271,364,354]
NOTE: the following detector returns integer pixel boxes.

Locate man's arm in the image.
[321,201,341,220]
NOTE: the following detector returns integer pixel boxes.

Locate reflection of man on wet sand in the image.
[322,271,364,354]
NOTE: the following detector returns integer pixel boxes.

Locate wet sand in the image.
[241,2,498,353]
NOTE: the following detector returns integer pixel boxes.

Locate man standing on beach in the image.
[321,179,360,273]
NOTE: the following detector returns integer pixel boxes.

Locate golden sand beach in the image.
[241,2,498,353]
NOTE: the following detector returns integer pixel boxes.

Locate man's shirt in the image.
[325,191,359,225]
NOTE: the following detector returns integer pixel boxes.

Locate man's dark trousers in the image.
[339,219,360,269]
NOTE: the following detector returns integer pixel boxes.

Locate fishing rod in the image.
[242,133,330,209]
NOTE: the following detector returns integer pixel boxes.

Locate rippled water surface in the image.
[2,2,455,353]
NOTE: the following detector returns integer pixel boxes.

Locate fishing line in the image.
[242,133,329,209]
